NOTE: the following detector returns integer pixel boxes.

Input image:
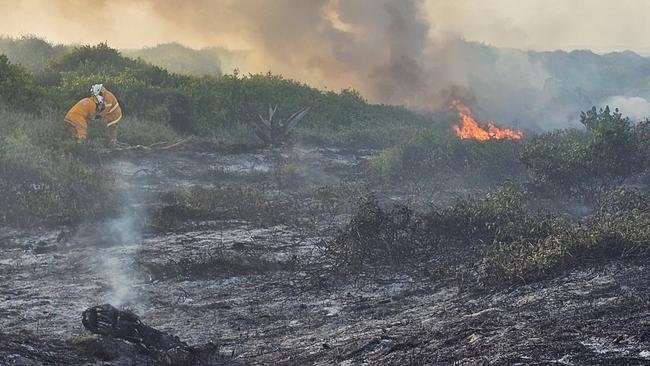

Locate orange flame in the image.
[451,100,523,141]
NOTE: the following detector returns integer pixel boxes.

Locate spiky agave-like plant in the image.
[251,104,310,146]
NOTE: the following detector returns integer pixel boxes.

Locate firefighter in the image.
[64,84,122,144]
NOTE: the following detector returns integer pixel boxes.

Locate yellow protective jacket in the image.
[99,89,122,127]
[63,88,123,140]
[64,97,97,140]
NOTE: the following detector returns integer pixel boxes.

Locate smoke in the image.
[122,43,223,76]
[603,96,650,121]
[100,189,144,306]
[125,0,588,129]
[73,160,147,307]
[133,0,432,106]
[102,161,147,306]
[7,0,650,129]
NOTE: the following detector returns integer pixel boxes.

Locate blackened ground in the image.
[2,261,649,365]
[1,148,649,365]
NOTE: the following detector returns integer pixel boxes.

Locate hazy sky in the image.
[1,0,648,53]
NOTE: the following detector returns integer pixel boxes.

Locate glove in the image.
[95,95,105,113]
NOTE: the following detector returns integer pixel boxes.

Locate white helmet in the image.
[90,84,103,97]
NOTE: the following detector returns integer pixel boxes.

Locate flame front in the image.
[451,100,523,141]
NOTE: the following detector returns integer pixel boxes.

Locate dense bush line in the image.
[522,106,650,197]
[1,39,432,146]
[372,107,650,198]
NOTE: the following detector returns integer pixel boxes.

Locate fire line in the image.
[451,100,523,141]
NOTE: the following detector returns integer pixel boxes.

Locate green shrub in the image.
[325,184,545,274]
[369,129,525,184]
[112,116,180,146]
[48,43,136,74]
[481,188,650,283]
[3,39,435,148]
[521,106,648,197]
[423,184,553,244]
[0,109,119,226]
[0,55,43,110]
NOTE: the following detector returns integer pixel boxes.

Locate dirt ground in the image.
[1,147,649,365]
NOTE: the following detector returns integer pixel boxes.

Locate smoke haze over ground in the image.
[6,0,650,128]
[69,161,148,308]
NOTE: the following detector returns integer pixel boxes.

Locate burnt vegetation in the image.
[325,185,650,284]
[336,106,650,285]
[1,39,649,284]
[3,37,650,365]
[1,38,649,283]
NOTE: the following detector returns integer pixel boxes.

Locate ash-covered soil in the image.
[1,147,649,365]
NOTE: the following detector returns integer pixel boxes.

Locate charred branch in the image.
[81,304,226,365]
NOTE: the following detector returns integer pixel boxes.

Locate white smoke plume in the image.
[72,160,147,307]
[603,96,650,121]
[102,161,147,307]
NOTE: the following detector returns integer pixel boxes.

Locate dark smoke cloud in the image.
[134,0,588,129]
[6,0,629,129]
[140,0,435,106]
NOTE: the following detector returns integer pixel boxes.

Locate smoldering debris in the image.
[80,304,219,365]
[82,304,188,350]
